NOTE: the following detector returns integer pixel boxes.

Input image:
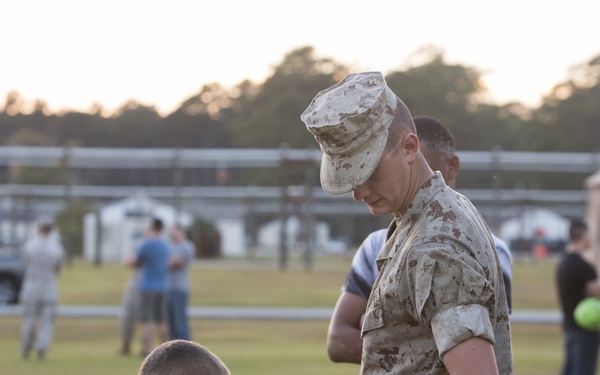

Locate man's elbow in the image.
[326,337,344,362]
[326,334,361,364]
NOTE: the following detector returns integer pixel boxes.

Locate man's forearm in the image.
[443,337,499,375]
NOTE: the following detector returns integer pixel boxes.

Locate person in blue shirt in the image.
[129,217,170,358]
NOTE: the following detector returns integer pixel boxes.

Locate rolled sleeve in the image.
[409,248,499,358]
[431,304,495,358]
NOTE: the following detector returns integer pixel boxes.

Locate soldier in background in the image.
[20,220,64,360]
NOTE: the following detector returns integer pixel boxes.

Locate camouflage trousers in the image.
[21,298,58,354]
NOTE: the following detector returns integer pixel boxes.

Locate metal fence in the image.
[0,304,562,324]
[0,146,597,254]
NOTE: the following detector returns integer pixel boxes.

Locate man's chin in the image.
[365,204,390,216]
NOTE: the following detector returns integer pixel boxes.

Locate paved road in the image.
[0,305,561,324]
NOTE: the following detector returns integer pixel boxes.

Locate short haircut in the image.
[138,340,230,375]
[414,115,455,159]
[151,218,164,232]
[39,222,53,233]
[386,97,416,150]
[569,218,588,242]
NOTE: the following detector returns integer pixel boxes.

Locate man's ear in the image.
[448,155,460,180]
[402,133,419,159]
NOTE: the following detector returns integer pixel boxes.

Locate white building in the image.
[499,207,570,254]
[82,191,193,263]
[256,216,335,255]
[214,218,246,257]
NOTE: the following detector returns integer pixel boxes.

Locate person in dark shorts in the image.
[556,218,600,375]
[129,217,170,357]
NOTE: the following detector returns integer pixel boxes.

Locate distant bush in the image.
[190,216,221,258]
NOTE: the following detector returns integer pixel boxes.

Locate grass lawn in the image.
[0,255,588,374]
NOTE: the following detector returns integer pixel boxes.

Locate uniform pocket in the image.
[414,254,436,318]
[361,286,386,337]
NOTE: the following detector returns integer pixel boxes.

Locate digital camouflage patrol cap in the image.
[300,71,397,195]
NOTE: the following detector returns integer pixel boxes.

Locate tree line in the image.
[1,45,599,190]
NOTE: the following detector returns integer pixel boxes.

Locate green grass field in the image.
[0,255,587,374]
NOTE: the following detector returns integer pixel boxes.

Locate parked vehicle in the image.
[0,250,25,304]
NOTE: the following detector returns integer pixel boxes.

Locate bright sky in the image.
[2,0,599,116]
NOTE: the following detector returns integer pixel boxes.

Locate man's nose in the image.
[352,184,369,202]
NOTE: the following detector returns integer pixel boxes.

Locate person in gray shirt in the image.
[167,225,195,340]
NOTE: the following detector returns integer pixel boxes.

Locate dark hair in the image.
[138,340,230,375]
[413,115,455,158]
[569,218,588,242]
[151,218,164,232]
[39,223,53,234]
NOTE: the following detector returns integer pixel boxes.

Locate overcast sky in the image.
[2,0,599,115]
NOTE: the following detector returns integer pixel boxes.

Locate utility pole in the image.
[172,148,182,225]
[278,143,289,271]
[61,146,74,266]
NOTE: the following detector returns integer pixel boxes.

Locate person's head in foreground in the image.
[300,71,433,217]
[138,339,230,375]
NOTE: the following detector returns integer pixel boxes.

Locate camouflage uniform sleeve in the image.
[408,245,497,358]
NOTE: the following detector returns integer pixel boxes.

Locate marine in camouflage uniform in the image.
[20,221,64,360]
[300,71,513,374]
[361,172,512,374]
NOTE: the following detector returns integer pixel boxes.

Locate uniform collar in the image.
[397,171,447,229]
[378,171,447,265]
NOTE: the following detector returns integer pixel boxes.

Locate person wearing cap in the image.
[20,220,64,360]
[326,115,514,365]
[300,72,513,374]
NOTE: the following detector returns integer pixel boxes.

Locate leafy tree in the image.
[54,111,112,147]
[56,199,94,262]
[162,83,233,148]
[3,128,71,185]
[467,103,530,151]
[2,44,600,195]
[228,46,349,148]
[528,54,600,152]
[190,216,221,258]
[386,45,501,151]
[2,91,24,115]
[4,127,54,146]
[110,100,163,147]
